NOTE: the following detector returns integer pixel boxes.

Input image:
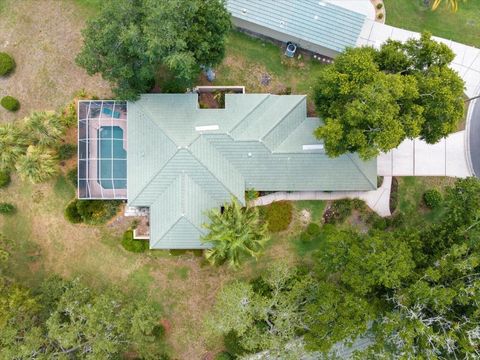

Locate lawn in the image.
[384,0,480,48]
[0,0,111,122]
[212,31,326,113]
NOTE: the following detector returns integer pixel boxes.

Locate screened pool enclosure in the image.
[78,100,127,199]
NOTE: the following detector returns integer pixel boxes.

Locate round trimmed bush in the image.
[0,52,15,76]
[0,171,11,188]
[299,222,321,243]
[0,202,16,215]
[376,3,383,9]
[423,189,443,209]
[377,13,384,19]
[260,201,293,232]
[1,96,20,111]
[121,230,149,253]
[64,200,82,223]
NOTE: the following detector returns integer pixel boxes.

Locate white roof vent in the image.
[314,15,319,20]
[195,125,219,132]
[302,144,324,150]
[242,8,247,14]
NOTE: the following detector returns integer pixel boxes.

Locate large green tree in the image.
[202,198,269,268]
[208,264,314,358]
[315,32,464,159]
[76,0,231,99]
[0,277,168,359]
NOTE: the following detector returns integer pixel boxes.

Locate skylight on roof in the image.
[302,144,324,150]
[195,125,219,132]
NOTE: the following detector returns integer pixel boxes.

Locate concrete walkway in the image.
[251,176,392,217]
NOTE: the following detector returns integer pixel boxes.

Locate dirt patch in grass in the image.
[0,0,111,122]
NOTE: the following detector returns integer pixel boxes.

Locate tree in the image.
[0,123,27,171]
[15,145,58,184]
[202,198,269,268]
[25,111,65,148]
[208,264,315,358]
[0,277,168,359]
[76,0,231,99]
[314,33,464,159]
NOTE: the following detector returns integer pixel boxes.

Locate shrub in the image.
[260,201,293,232]
[215,352,233,360]
[1,96,20,111]
[57,144,77,160]
[377,13,384,19]
[390,177,399,213]
[0,203,16,215]
[0,52,15,76]
[299,222,321,243]
[376,3,383,9]
[423,189,443,209]
[323,199,353,224]
[61,102,77,127]
[245,188,259,201]
[0,171,11,188]
[121,230,149,253]
[64,200,82,223]
[76,199,121,225]
[66,167,78,187]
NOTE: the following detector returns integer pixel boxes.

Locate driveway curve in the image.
[469,98,480,177]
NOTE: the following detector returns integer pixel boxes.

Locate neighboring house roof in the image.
[226,0,366,53]
[127,94,376,249]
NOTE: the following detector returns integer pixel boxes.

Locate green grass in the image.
[395,177,453,226]
[53,175,75,202]
[294,201,326,224]
[215,31,326,101]
[384,0,480,48]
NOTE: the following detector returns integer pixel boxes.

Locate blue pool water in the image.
[97,126,127,189]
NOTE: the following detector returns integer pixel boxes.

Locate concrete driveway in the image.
[377,132,472,178]
[469,98,480,176]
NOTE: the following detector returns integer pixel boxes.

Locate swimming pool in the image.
[97,126,127,189]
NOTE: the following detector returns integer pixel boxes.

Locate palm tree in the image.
[0,123,27,172]
[24,111,65,148]
[15,145,58,183]
[202,198,269,269]
[431,0,465,12]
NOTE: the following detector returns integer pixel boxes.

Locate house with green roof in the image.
[226,0,366,58]
[78,93,376,249]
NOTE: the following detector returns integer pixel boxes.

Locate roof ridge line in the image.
[129,149,180,205]
[260,95,306,146]
[151,213,204,249]
[346,153,377,189]
[135,99,179,147]
[188,142,245,203]
[150,214,183,249]
[229,94,271,135]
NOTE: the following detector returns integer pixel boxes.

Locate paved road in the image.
[469,99,480,177]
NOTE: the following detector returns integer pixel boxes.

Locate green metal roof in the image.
[127,94,376,249]
[226,0,366,53]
